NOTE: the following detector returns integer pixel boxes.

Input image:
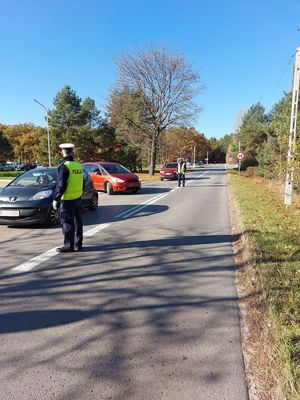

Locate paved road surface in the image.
[0,165,248,400]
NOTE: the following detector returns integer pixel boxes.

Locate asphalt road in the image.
[0,165,248,400]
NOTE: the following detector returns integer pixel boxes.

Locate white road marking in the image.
[114,192,169,218]
[84,223,111,237]
[12,223,111,272]
[119,193,169,219]
[11,175,201,272]
[12,247,58,272]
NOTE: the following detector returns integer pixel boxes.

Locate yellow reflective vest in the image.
[177,162,186,174]
[61,161,83,200]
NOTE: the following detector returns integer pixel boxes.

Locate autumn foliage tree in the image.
[1,123,41,162]
[161,127,208,163]
[112,46,203,175]
[0,125,13,161]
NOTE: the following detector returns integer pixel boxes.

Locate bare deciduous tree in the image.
[112,46,203,175]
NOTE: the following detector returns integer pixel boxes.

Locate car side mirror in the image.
[92,169,101,175]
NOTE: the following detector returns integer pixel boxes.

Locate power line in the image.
[267,54,294,109]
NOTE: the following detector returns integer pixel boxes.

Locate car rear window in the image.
[101,164,130,174]
[164,163,177,168]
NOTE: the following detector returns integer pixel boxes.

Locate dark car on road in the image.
[0,163,15,171]
[159,163,178,181]
[16,163,36,171]
[0,167,98,226]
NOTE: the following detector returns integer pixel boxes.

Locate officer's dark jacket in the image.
[54,156,83,201]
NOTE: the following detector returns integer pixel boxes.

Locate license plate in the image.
[0,209,20,217]
[165,172,172,175]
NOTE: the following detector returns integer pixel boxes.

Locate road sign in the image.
[237,152,244,161]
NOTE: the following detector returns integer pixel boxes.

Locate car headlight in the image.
[111,177,125,183]
[28,190,53,200]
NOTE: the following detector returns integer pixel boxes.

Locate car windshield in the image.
[164,163,177,168]
[102,164,131,174]
[10,169,57,187]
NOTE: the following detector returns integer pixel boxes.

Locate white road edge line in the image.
[12,223,111,272]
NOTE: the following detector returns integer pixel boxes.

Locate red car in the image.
[160,162,178,181]
[83,162,141,195]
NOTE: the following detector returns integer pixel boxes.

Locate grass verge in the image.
[136,172,160,181]
[0,171,22,179]
[228,170,300,399]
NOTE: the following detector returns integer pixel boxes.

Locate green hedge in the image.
[0,171,22,179]
[240,157,258,171]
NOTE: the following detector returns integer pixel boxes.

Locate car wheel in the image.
[131,189,139,194]
[160,177,163,181]
[89,193,98,210]
[46,206,60,226]
[106,182,114,195]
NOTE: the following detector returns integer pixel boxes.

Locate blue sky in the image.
[0,0,299,138]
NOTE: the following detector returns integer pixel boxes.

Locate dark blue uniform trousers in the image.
[178,173,185,187]
[60,198,83,250]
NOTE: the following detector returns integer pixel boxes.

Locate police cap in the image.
[59,143,75,150]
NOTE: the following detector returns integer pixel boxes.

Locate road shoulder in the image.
[227,174,281,400]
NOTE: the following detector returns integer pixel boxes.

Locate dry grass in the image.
[228,178,283,400]
[136,172,161,181]
[228,170,300,400]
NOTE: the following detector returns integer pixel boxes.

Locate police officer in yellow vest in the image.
[52,143,84,253]
[177,158,187,187]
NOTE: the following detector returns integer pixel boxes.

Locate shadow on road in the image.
[83,204,169,225]
[137,186,172,195]
[4,204,169,231]
[0,183,248,399]
[0,226,249,398]
[0,232,243,335]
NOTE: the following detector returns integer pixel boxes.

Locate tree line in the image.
[0,47,227,173]
[228,92,300,182]
[1,47,298,178]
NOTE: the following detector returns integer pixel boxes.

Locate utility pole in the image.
[193,145,196,167]
[284,47,300,205]
[238,141,241,178]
